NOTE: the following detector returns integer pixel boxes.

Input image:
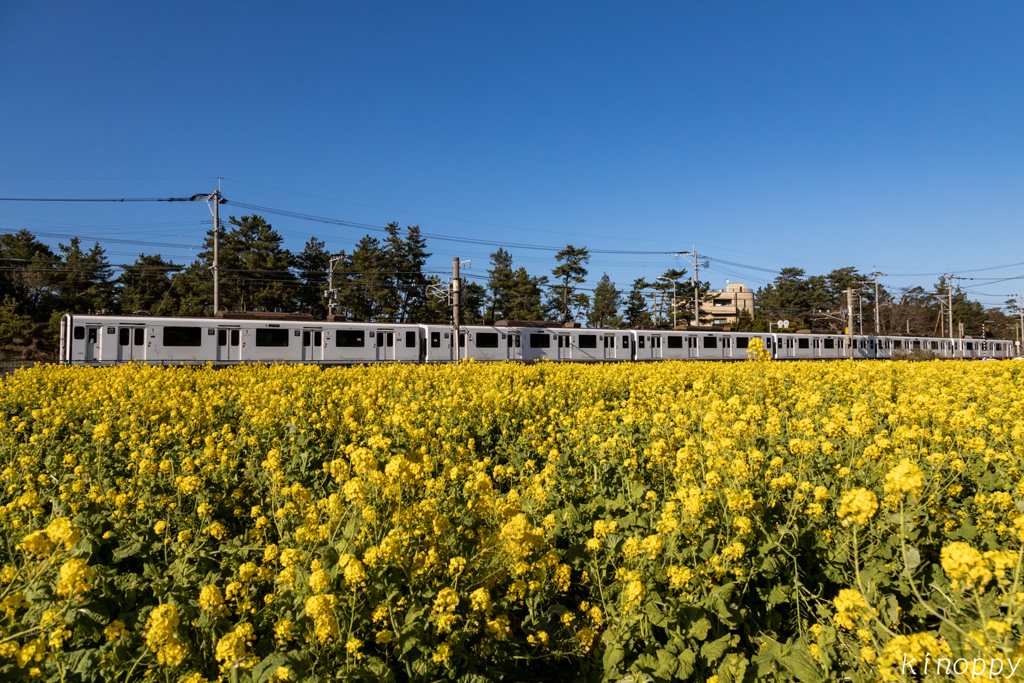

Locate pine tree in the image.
[624,278,652,327]
[588,273,622,328]
[486,248,515,324]
[117,254,181,314]
[507,268,546,320]
[54,238,114,313]
[294,237,331,318]
[551,245,590,322]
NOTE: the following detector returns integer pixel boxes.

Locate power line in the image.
[0,197,200,202]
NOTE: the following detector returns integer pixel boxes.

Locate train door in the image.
[375,330,395,361]
[651,335,662,359]
[506,332,521,360]
[84,326,100,362]
[302,328,324,362]
[722,336,731,359]
[812,338,821,358]
[557,334,570,360]
[688,336,697,358]
[217,327,240,362]
[117,327,137,362]
[786,338,795,358]
[602,334,616,360]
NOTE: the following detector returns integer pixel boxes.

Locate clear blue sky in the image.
[2,2,1023,308]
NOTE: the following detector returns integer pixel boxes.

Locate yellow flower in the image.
[104,620,128,641]
[837,488,878,527]
[883,459,924,498]
[941,542,993,591]
[144,604,187,666]
[214,623,255,670]
[153,521,167,535]
[56,558,91,598]
[833,589,873,629]
[268,667,291,683]
[309,569,330,594]
[18,530,55,558]
[45,518,81,550]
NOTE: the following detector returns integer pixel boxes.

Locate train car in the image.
[59,313,1019,366]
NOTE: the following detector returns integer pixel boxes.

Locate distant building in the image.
[701,282,754,325]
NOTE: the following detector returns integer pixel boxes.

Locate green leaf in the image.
[781,647,825,683]
[701,634,732,663]
[654,649,679,679]
[688,617,710,641]
[676,648,697,680]
[904,546,921,570]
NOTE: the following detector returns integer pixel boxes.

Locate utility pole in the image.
[325,254,344,316]
[870,271,885,335]
[452,257,460,362]
[858,295,863,336]
[1019,290,1023,353]
[188,184,225,315]
[212,188,220,314]
[847,287,854,357]
[959,322,964,359]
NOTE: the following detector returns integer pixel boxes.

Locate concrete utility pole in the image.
[870,271,885,335]
[1019,291,1023,352]
[212,189,220,314]
[959,321,965,359]
[325,254,344,316]
[847,287,854,357]
[452,257,460,362]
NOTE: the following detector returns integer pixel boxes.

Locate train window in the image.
[163,326,202,347]
[557,335,563,348]
[530,333,550,348]
[931,341,938,350]
[406,333,417,348]
[912,341,920,350]
[458,334,464,347]
[218,330,227,346]
[87,328,97,344]
[337,330,365,347]
[119,329,130,346]
[376,332,383,347]
[73,326,85,340]
[508,334,513,348]
[966,342,974,351]
[703,336,717,349]
[893,340,902,349]
[668,336,683,349]
[476,333,499,348]
[734,337,748,349]
[430,332,441,348]
[303,331,311,346]
[256,329,290,347]
[638,336,645,349]
[621,335,628,349]
[656,337,662,348]
[386,333,394,347]
[134,328,144,346]
[314,332,322,347]
[798,338,809,349]
[997,344,1002,351]
[824,339,834,349]
[603,335,608,348]
[231,330,239,346]
[515,335,520,348]
[579,334,597,348]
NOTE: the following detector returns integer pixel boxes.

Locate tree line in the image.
[0,215,1019,355]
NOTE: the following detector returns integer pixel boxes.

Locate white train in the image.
[59,314,1019,365]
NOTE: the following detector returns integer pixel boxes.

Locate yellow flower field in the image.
[1,351,1023,681]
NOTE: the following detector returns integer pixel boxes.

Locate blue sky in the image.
[2,2,1023,307]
